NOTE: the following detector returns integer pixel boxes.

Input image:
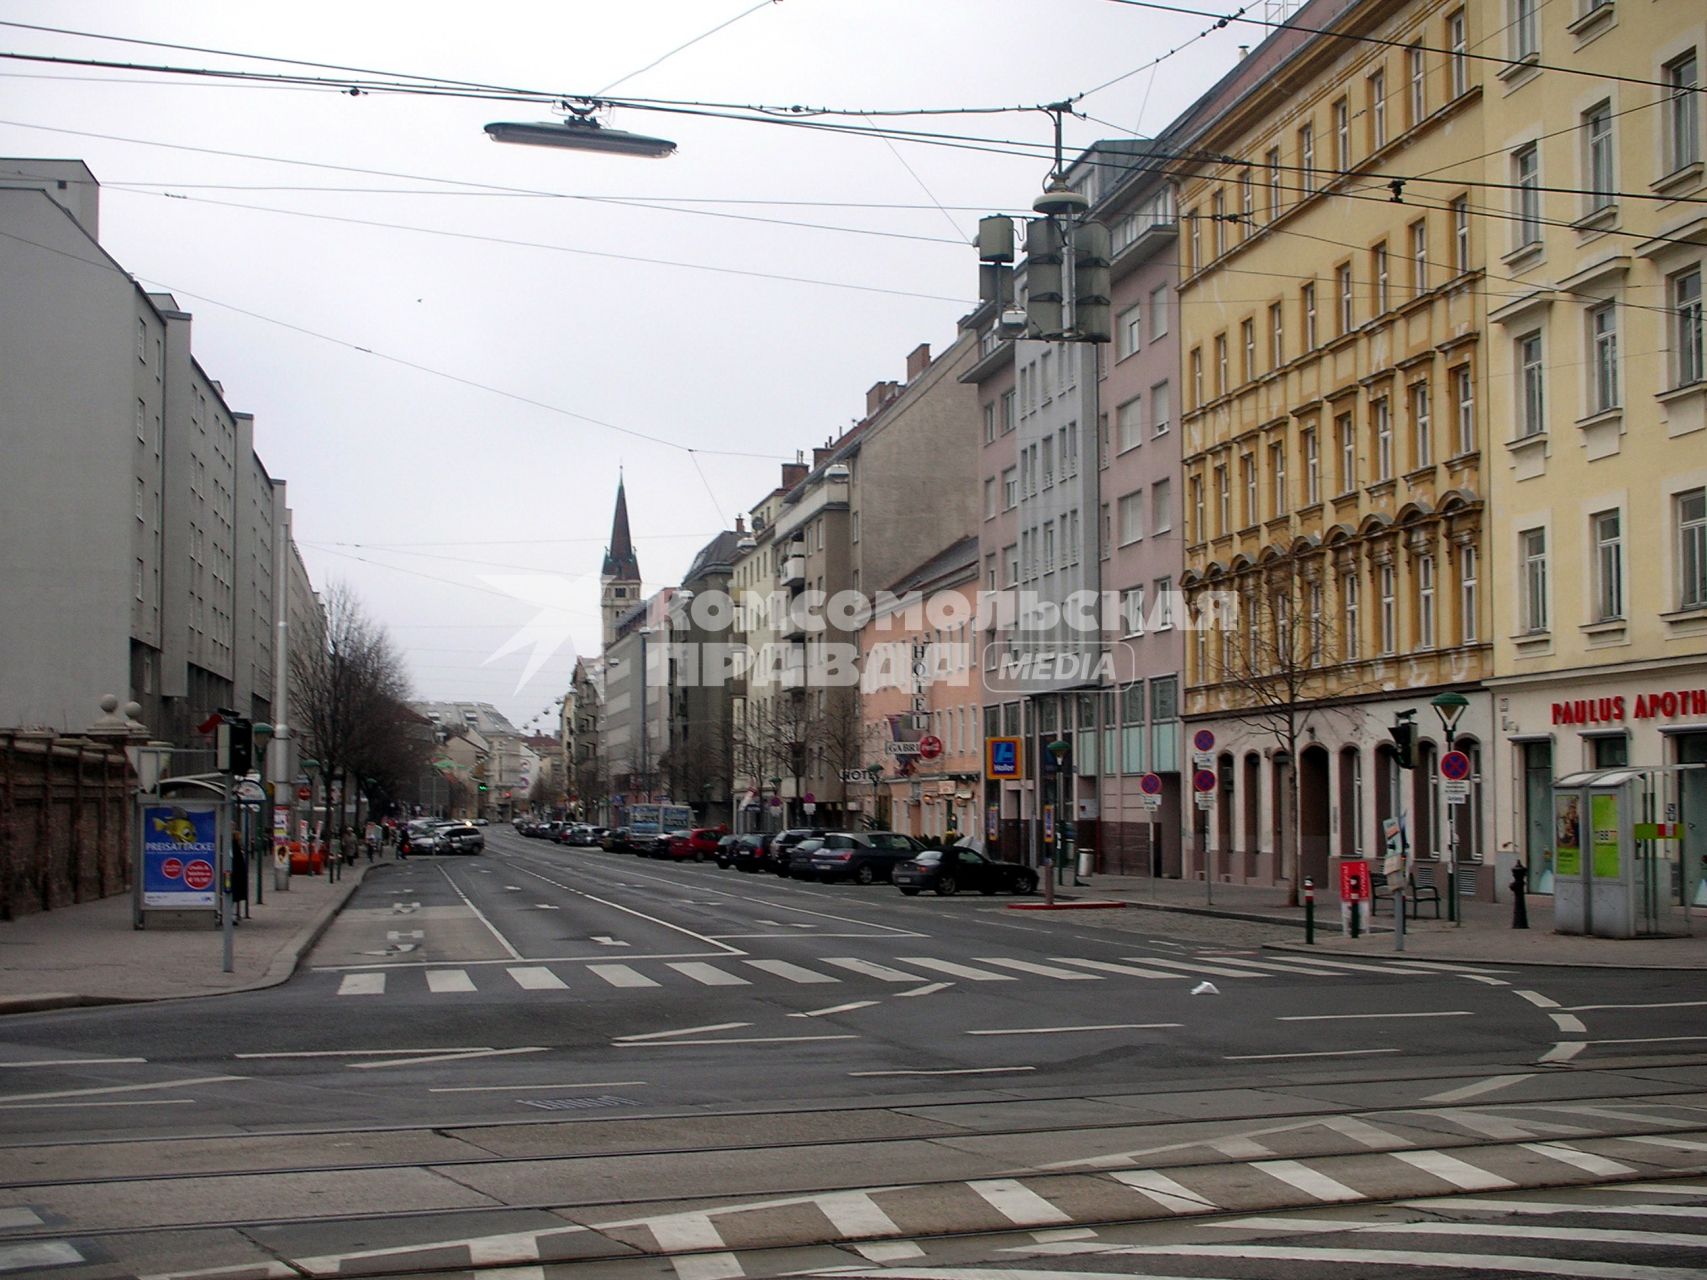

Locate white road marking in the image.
[338,973,386,996]
[236,1048,490,1058]
[1550,1013,1588,1034]
[791,1001,880,1018]
[667,962,751,986]
[508,967,569,991]
[1211,1218,1707,1250]
[850,1066,1035,1077]
[1260,955,1454,977]
[968,1179,1072,1226]
[896,982,954,998]
[511,863,745,954]
[1541,1103,1702,1126]
[1050,957,1187,979]
[1278,1010,1473,1021]
[967,1023,1181,1037]
[0,1242,83,1272]
[1207,1136,1274,1158]
[897,958,1015,982]
[504,885,523,891]
[1225,1048,1400,1061]
[975,957,1100,981]
[1203,956,1369,977]
[0,1074,241,1103]
[1521,1141,1638,1176]
[1318,1115,1409,1149]
[1625,1135,1707,1153]
[1516,989,1561,1008]
[430,1081,646,1092]
[1411,1196,1707,1217]
[1122,956,1270,979]
[615,1023,751,1043]
[588,964,660,988]
[622,1034,857,1047]
[1461,974,1512,986]
[1031,1229,1099,1242]
[1569,1000,1707,1012]
[426,969,477,993]
[1414,1108,1585,1141]
[1391,1148,1517,1190]
[1109,1170,1220,1214]
[533,904,559,910]
[1421,1073,1536,1104]
[437,864,522,960]
[1540,1040,1588,1063]
[1589,1035,1707,1047]
[817,1189,902,1237]
[592,936,630,947]
[646,1213,742,1280]
[350,1047,547,1070]
[852,1241,926,1262]
[821,957,930,982]
[1112,1242,1699,1277]
[0,1057,145,1067]
[744,959,840,984]
[0,1209,42,1229]
[1251,1159,1362,1202]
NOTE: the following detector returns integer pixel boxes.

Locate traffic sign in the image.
[917,735,943,761]
[1143,794,1163,811]
[986,737,1023,779]
[1440,750,1471,781]
[1444,779,1469,805]
[1139,772,1164,796]
[1192,767,1217,794]
[1193,728,1216,753]
[1194,791,1214,810]
[295,785,311,802]
[1192,752,1214,769]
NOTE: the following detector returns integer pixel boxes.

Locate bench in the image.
[1370,866,1443,919]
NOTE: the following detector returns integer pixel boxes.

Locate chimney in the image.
[905,343,931,380]
[1237,45,1250,59]
[781,462,808,489]
[865,380,900,417]
[734,513,746,535]
[813,447,835,469]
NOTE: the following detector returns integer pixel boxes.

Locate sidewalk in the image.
[0,855,393,1015]
[1053,871,1707,968]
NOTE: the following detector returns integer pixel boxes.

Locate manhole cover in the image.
[519,1094,639,1111]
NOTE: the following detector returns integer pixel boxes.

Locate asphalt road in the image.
[2,826,1705,1278]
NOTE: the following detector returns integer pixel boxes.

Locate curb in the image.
[1007,900,1127,911]
[1266,939,1707,970]
[1067,896,1308,929]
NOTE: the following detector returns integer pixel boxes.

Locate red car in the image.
[666,827,724,862]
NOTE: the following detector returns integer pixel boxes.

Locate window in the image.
[1068,509,1081,565]
[1448,9,1467,97]
[1590,303,1619,412]
[1417,553,1436,649]
[1155,578,1174,629]
[1338,263,1354,334]
[1001,388,1016,433]
[1593,510,1623,620]
[136,318,146,363]
[1152,381,1171,436]
[1216,463,1231,532]
[985,554,997,591]
[1373,242,1390,313]
[1211,189,1225,258]
[1187,208,1201,271]
[1373,396,1393,481]
[1241,451,1257,526]
[1153,478,1172,533]
[1150,286,1168,338]
[1667,486,1707,610]
[1453,197,1470,272]
[1299,123,1315,192]
[1666,52,1699,173]
[1521,528,1549,632]
[1408,43,1426,125]
[135,476,145,521]
[1241,318,1256,383]
[1333,97,1350,171]
[1117,397,1144,452]
[1513,144,1540,247]
[1042,520,1056,573]
[1266,147,1282,219]
[1041,437,1054,488]
[1064,422,1079,475]
[1240,167,1253,235]
[1122,585,1146,635]
[1410,219,1428,295]
[1378,563,1397,653]
[1098,413,1110,468]
[1336,412,1356,492]
[1100,505,1111,559]
[1303,427,1320,504]
[1302,282,1318,349]
[1118,490,1145,545]
[984,477,996,519]
[1370,69,1388,150]
[1342,571,1361,660]
[135,398,146,442]
[1411,380,1432,468]
[1191,348,1204,407]
[1191,476,1205,541]
[1675,268,1704,387]
[1215,333,1228,396]
[983,402,996,444]
[1453,365,1475,454]
[135,558,145,601]
[1269,440,1288,515]
[1002,466,1017,509]
[1118,305,1142,359]
[1002,543,1018,587]
[1518,331,1545,437]
[1269,302,1284,368]
[1512,0,1538,59]
[1584,103,1614,212]
[1460,544,1478,643]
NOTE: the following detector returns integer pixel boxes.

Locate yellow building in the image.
[1481,0,1707,908]
[1175,0,1495,898]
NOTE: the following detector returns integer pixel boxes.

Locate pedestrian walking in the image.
[229,841,250,921]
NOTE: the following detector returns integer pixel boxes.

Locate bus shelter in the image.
[1552,765,1703,938]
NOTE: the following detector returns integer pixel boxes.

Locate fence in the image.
[0,732,132,919]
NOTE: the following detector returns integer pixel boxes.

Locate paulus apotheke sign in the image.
[1552,688,1707,726]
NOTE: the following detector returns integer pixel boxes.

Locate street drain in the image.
[519,1094,639,1111]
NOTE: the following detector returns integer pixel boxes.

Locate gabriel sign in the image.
[1552,689,1707,726]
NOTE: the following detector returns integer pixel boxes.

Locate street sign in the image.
[986,737,1023,779]
[1440,750,1471,781]
[233,777,266,806]
[1194,791,1214,810]
[884,741,921,756]
[1191,767,1217,794]
[1192,752,1214,769]
[1444,779,1469,805]
[1340,859,1372,902]
[803,792,816,805]
[917,735,943,761]
[1193,729,1216,753]
[296,785,311,802]
[1042,804,1055,845]
[1139,772,1164,797]
[1143,794,1163,811]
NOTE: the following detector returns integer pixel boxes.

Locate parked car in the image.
[402,820,445,855]
[730,833,772,872]
[601,827,634,852]
[768,828,827,875]
[666,827,724,862]
[713,834,742,868]
[807,831,924,884]
[893,842,1038,896]
[780,837,825,879]
[440,823,485,855]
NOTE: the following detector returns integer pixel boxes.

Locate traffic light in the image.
[1388,712,1416,770]
[1073,219,1112,343]
[1024,217,1064,338]
[477,782,488,793]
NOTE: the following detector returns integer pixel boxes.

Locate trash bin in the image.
[1077,852,1094,878]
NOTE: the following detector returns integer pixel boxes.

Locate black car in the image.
[768,827,827,876]
[713,834,742,869]
[808,831,924,885]
[731,833,772,872]
[894,842,1037,896]
[780,837,826,880]
[601,827,634,852]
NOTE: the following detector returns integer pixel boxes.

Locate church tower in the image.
[600,475,642,650]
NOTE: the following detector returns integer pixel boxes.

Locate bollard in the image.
[1348,885,1359,939]
[1510,862,1529,930]
[1304,878,1315,945]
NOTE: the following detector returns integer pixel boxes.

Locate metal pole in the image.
[1305,877,1315,945]
[1446,724,1458,926]
[220,784,234,974]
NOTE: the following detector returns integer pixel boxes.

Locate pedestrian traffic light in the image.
[1388,712,1416,770]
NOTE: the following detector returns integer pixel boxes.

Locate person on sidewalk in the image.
[229,842,250,922]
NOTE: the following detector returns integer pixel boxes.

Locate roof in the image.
[684,530,741,584]
[601,477,641,581]
[886,535,980,596]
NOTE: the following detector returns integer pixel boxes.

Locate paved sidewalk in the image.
[1057,871,1707,968]
[0,855,395,1015]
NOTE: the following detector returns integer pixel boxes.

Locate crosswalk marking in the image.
[589,964,660,989]
[668,962,751,987]
[338,973,386,996]
[1521,1141,1638,1177]
[975,957,1100,981]
[1392,1149,1517,1190]
[425,970,476,993]
[1052,957,1186,979]
[507,967,568,991]
[898,957,1016,981]
[1210,956,1383,978]
[0,1242,83,1273]
[744,959,838,984]
[822,957,929,982]
[1252,1159,1362,1202]
[0,1210,42,1230]
[968,1178,1073,1226]
[817,1190,903,1237]
[1126,956,1273,979]
[1110,1169,1221,1214]
[1114,1241,1692,1278]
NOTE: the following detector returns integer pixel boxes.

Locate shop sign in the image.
[1552,689,1707,726]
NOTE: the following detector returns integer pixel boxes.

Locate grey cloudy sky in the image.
[1,0,1248,732]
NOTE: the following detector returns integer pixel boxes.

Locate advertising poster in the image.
[1554,793,1583,877]
[141,803,219,909]
[1591,793,1621,878]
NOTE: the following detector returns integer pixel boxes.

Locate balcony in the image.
[779,555,806,588]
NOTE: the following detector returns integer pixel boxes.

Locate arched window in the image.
[1414,738,1438,858]
[1338,746,1363,856]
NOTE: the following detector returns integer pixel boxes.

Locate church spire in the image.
[601,474,640,582]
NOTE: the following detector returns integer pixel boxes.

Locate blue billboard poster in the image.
[141,802,220,909]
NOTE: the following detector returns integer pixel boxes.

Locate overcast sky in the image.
[1,0,1250,733]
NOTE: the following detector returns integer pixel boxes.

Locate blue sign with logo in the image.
[986,736,1023,779]
[141,802,220,909]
